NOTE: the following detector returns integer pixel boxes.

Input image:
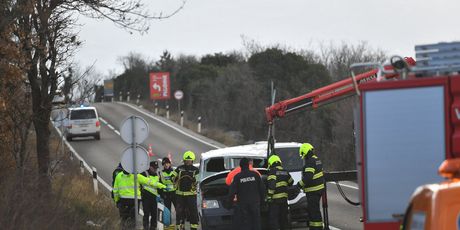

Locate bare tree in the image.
[6,0,187,191]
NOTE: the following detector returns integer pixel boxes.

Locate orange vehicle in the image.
[402,158,460,230]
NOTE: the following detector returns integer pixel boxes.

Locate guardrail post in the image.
[180,111,184,126]
[197,116,202,133]
[80,160,84,175]
[127,92,130,102]
[136,94,140,105]
[119,91,122,102]
[154,102,158,115]
[92,167,99,195]
[166,105,170,119]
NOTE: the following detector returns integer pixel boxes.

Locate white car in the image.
[198,142,307,230]
[65,106,101,141]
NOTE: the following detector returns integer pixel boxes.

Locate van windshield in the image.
[70,109,96,120]
[277,147,303,172]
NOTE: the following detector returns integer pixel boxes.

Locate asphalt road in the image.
[65,102,363,230]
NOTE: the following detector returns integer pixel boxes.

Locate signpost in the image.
[150,72,171,100]
[174,90,184,114]
[120,116,150,230]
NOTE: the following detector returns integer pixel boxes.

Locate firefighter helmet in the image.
[183,151,196,161]
[299,143,314,158]
[268,154,282,167]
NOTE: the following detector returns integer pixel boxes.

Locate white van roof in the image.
[68,106,97,111]
[200,142,301,160]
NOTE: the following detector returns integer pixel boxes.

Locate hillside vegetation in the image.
[97,42,386,171]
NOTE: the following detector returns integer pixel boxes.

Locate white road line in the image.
[99,117,120,136]
[328,182,359,190]
[54,126,112,191]
[99,117,108,124]
[330,226,342,230]
[119,102,221,149]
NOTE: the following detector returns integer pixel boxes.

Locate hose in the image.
[334,181,360,206]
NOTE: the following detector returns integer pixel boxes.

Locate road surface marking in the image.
[119,102,222,149]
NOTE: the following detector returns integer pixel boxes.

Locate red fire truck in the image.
[264,42,460,229]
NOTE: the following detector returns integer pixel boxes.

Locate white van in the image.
[198,142,307,230]
[65,106,101,141]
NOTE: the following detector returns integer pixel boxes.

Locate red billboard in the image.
[149,72,170,100]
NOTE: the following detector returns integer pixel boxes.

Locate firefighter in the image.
[141,160,166,230]
[228,158,266,230]
[297,143,325,230]
[160,157,176,229]
[113,169,165,230]
[267,154,294,230]
[173,151,200,230]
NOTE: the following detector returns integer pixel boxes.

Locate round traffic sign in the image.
[174,90,184,100]
[120,116,149,144]
[120,146,150,174]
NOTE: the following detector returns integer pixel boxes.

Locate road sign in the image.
[174,90,184,100]
[150,72,170,100]
[104,80,114,97]
[120,146,149,174]
[120,116,149,144]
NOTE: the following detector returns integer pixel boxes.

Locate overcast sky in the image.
[74,0,460,76]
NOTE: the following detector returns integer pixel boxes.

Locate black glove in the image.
[296,182,302,191]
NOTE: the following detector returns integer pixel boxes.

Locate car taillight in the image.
[96,120,100,127]
[67,124,72,129]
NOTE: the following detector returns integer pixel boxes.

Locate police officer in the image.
[160,157,176,228]
[298,143,325,230]
[267,154,294,230]
[112,163,123,199]
[141,161,166,230]
[228,158,266,230]
[173,151,200,230]
[113,169,165,230]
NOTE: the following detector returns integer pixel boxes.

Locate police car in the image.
[65,106,101,141]
[197,142,307,230]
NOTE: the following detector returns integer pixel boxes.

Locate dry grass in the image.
[0,129,120,230]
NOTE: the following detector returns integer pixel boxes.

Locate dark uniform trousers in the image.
[233,202,261,230]
[176,195,199,230]
[306,192,323,230]
[268,202,289,230]
[142,195,158,230]
[118,198,139,230]
[162,191,176,213]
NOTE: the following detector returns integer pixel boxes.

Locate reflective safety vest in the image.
[160,169,176,192]
[143,174,166,196]
[267,165,294,202]
[299,155,325,194]
[113,172,165,202]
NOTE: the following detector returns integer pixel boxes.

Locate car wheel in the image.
[66,135,72,141]
[95,133,100,140]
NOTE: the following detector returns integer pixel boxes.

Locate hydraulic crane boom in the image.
[265,57,416,122]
